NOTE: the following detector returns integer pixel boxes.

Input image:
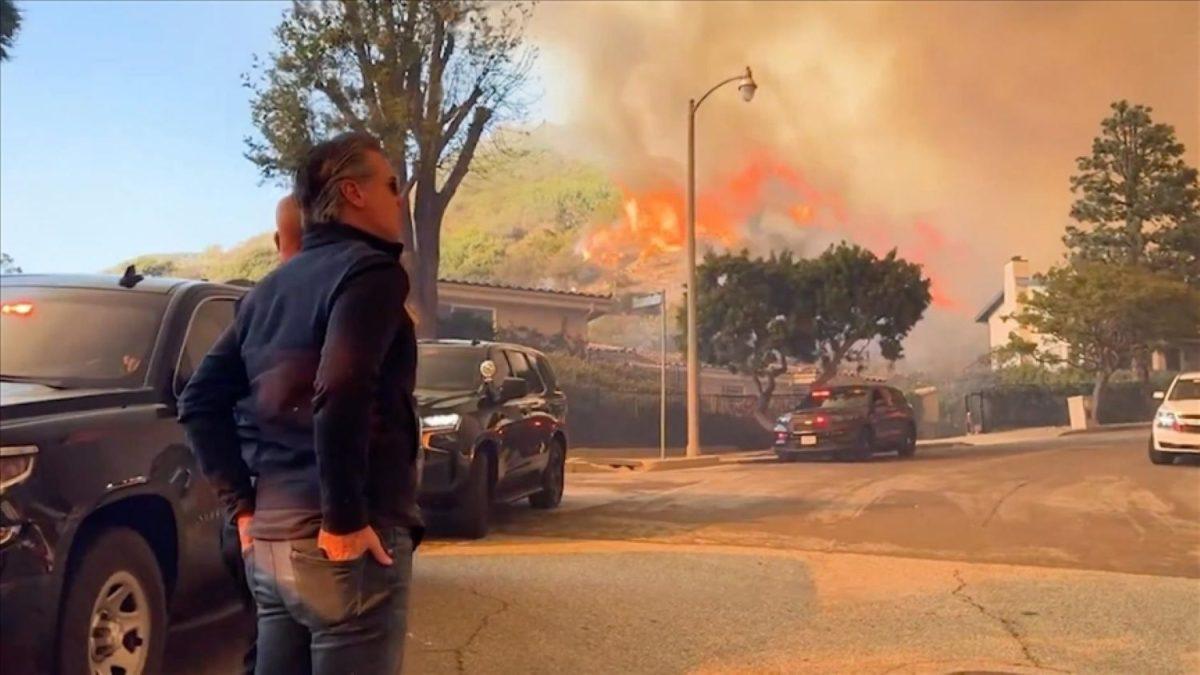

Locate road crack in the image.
[427,587,511,674]
[951,571,1067,672]
[981,480,1028,527]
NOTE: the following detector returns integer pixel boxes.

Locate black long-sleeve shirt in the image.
[179,223,422,540]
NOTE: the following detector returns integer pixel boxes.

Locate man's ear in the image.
[339,179,367,208]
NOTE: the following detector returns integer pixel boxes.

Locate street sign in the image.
[631,292,664,310]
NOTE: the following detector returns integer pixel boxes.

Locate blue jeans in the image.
[243,527,414,675]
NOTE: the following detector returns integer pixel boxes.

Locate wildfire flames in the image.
[579,153,964,311]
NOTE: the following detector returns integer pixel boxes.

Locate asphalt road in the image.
[168,430,1200,674]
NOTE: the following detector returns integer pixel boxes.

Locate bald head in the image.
[275,195,303,262]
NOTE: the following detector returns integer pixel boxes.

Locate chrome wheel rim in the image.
[88,571,150,675]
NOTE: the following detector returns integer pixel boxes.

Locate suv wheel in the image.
[454,450,492,539]
[1148,437,1177,465]
[58,527,167,675]
[836,428,874,462]
[529,439,566,510]
[897,426,917,458]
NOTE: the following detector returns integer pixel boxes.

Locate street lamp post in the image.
[685,66,757,459]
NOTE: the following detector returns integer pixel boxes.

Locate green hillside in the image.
[111,131,622,292]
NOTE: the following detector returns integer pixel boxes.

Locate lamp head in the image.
[738,67,757,102]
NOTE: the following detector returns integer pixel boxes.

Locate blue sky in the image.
[0,1,556,274]
[1,1,294,272]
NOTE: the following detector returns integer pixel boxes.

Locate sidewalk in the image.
[567,422,1151,473]
[921,422,1148,448]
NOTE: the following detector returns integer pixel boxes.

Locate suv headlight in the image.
[420,414,462,450]
[1155,411,1180,430]
[421,413,462,431]
[0,446,38,491]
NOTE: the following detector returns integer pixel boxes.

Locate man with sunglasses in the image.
[182,131,421,674]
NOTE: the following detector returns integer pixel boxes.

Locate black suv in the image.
[416,340,569,538]
[0,274,568,674]
[1,273,250,674]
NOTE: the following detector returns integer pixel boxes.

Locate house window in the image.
[721,384,745,396]
[438,305,495,340]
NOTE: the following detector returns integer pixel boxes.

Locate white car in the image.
[1149,372,1200,465]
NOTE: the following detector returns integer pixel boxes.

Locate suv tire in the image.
[530,439,566,510]
[57,527,167,675]
[836,428,875,462]
[897,425,917,458]
[455,450,492,539]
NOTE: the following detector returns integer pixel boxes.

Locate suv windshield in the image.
[0,286,166,388]
[417,345,483,392]
[1169,378,1200,401]
[798,388,870,410]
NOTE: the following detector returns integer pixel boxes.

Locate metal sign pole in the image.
[661,289,667,460]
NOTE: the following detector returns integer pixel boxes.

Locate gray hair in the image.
[294,131,383,227]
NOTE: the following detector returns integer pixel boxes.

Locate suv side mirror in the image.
[497,377,528,402]
[1153,391,1166,400]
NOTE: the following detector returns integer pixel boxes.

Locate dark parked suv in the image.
[416,340,569,538]
[1,273,251,674]
[774,385,917,461]
[0,273,568,674]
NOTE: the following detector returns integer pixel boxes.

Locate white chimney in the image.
[1004,256,1030,307]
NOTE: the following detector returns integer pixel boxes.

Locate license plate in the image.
[799,435,817,446]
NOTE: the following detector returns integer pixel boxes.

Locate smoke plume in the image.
[530,1,1200,373]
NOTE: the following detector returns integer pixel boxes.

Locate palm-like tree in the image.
[1,0,23,62]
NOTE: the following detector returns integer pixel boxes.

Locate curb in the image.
[565,459,623,474]
[720,450,777,464]
[1059,423,1148,437]
[642,456,722,472]
[566,455,723,473]
[916,440,974,450]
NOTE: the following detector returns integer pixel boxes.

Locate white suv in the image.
[1150,372,1200,465]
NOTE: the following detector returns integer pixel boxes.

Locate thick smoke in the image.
[530,1,1200,373]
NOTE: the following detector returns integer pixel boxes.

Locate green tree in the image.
[0,0,21,62]
[208,235,277,282]
[140,260,178,277]
[0,251,21,274]
[439,225,506,280]
[1065,100,1200,284]
[686,250,814,420]
[1008,264,1200,425]
[805,243,932,384]
[244,0,534,336]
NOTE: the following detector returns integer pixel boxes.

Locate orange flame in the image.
[579,153,969,313]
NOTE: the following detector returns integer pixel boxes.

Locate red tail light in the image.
[814,415,829,428]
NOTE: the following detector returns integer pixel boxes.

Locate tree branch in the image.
[422,12,447,147]
[441,84,483,147]
[438,106,491,205]
[314,78,369,132]
[339,0,385,129]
